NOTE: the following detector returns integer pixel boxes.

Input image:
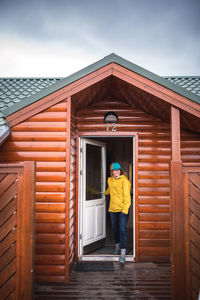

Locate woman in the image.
[104,162,131,264]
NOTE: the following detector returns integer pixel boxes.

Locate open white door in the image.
[80,138,106,255]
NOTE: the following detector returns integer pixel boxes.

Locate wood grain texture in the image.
[0,101,68,284]
[0,163,35,300]
[76,98,171,262]
[1,84,200,287]
[0,171,18,299]
[68,104,77,270]
[35,262,171,299]
[183,168,200,300]
[189,172,200,299]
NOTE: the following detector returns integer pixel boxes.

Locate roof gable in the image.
[1,76,200,114]
[1,53,200,118]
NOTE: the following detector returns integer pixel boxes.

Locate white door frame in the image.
[80,138,106,251]
[78,135,136,262]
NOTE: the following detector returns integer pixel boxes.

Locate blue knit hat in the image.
[110,162,121,171]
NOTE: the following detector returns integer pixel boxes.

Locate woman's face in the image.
[112,169,121,178]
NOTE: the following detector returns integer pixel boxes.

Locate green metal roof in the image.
[164,76,200,97]
[0,77,61,114]
[1,75,200,115]
[0,53,200,118]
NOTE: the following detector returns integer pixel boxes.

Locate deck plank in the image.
[35,262,171,299]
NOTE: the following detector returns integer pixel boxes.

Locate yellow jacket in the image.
[104,175,131,214]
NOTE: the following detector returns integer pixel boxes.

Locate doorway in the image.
[78,136,135,261]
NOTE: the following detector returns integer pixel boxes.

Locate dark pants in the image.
[109,212,129,249]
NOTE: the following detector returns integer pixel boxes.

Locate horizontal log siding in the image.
[181,132,200,164]
[0,102,68,283]
[76,98,171,262]
[0,94,199,282]
[76,99,200,263]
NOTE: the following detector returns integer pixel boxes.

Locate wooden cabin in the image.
[0,53,200,299]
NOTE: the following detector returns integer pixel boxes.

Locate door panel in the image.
[85,205,94,243]
[81,138,106,252]
[96,204,104,237]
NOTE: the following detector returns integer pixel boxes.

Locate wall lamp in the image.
[104,111,118,123]
[104,111,118,132]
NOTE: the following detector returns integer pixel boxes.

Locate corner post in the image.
[170,106,185,299]
[17,161,36,300]
[65,96,71,282]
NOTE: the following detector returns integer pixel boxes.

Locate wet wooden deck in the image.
[35,262,171,299]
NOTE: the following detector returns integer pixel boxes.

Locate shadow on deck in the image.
[35,262,171,299]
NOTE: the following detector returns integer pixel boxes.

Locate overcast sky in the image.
[0,0,199,77]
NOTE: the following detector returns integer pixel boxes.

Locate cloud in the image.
[0,35,98,77]
[0,0,199,76]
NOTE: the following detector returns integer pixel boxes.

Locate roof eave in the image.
[0,123,11,146]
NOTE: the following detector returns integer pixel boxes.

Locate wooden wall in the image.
[181,132,200,165]
[76,98,171,262]
[183,168,200,300]
[0,101,69,283]
[0,162,35,299]
[76,97,200,262]
[0,95,200,283]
